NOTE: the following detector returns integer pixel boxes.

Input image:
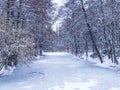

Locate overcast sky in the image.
[52,0,68,32]
[52,0,67,6]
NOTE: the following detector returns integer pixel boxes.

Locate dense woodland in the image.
[0,0,120,71]
[0,0,57,70]
[59,0,120,64]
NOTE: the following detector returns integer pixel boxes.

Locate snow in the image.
[49,79,97,90]
[0,52,120,90]
[80,52,118,69]
[52,0,67,6]
[0,66,16,76]
[110,88,120,90]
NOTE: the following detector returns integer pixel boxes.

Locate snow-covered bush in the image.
[0,28,36,70]
[0,0,54,71]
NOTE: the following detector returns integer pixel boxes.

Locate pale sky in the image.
[52,0,67,32]
[52,0,67,6]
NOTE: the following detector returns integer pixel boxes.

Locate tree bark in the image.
[17,0,22,29]
[110,0,118,64]
[80,0,103,63]
[99,0,111,59]
[6,0,10,31]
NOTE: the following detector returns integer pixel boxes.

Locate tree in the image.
[80,0,103,63]
[57,0,120,64]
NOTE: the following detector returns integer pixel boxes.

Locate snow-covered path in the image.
[0,52,120,90]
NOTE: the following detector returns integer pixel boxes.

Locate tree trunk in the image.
[100,0,111,59]
[110,0,118,64]
[85,40,88,58]
[6,0,10,31]
[80,0,103,63]
[17,0,22,29]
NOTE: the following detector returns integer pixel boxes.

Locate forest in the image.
[1,0,120,90]
[59,0,120,65]
[0,0,57,70]
[0,0,120,73]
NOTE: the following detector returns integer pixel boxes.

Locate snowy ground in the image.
[0,52,120,90]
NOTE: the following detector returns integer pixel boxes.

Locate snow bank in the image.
[80,52,120,70]
[0,66,16,76]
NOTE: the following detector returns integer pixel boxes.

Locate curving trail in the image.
[0,52,120,90]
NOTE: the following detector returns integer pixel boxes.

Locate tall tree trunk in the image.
[17,0,22,29]
[5,0,11,68]
[6,0,10,31]
[99,0,111,59]
[80,0,103,63]
[85,40,88,57]
[39,21,43,56]
[111,22,118,64]
[110,0,118,64]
